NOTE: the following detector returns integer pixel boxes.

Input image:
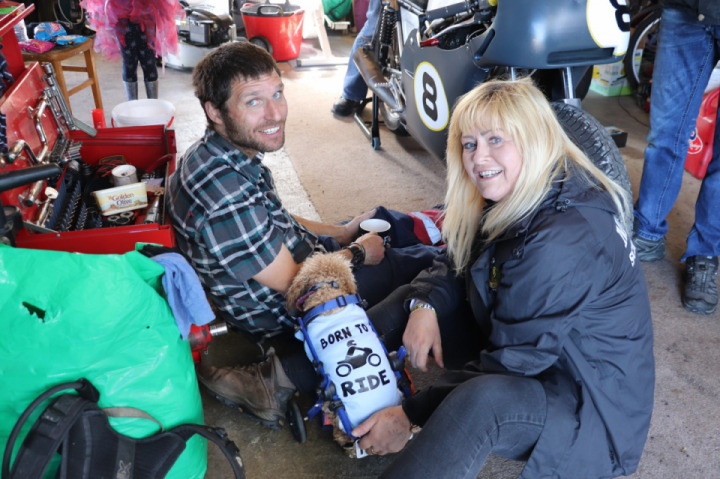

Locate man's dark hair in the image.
[193,42,280,119]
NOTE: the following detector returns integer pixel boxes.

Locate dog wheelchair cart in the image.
[292,293,414,449]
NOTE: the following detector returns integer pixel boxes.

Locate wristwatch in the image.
[409,299,436,314]
[345,242,365,269]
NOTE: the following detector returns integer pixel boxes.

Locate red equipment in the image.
[240,1,304,61]
[685,88,719,180]
[188,323,229,363]
[0,2,176,254]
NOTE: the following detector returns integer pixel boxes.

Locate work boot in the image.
[682,255,718,315]
[332,96,363,117]
[632,233,665,262]
[145,80,159,99]
[123,81,138,101]
[197,347,296,430]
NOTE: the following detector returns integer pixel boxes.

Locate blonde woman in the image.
[352,79,655,479]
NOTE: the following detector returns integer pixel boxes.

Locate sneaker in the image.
[331,97,363,117]
[197,347,296,430]
[632,233,666,262]
[682,255,719,315]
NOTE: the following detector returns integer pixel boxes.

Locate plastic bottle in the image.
[14,19,28,43]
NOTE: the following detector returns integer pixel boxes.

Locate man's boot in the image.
[123,81,138,101]
[683,255,718,314]
[196,347,296,430]
[145,80,159,99]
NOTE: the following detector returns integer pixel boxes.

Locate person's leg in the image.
[332,0,382,115]
[271,334,318,394]
[633,8,717,258]
[684,23,720,260]
[342,0,380,101]
[381,375,546,479]
[683,106,720,313]
[135,24,159,98]
[118,21,140,100]
[354,244,440,306]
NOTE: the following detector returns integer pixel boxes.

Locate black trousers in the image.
[117,21,158,82]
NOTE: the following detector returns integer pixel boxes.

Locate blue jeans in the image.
[381,375,546,479]
[341,0,382,101]
[634,7,720,260]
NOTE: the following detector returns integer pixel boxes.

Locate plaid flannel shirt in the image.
[168,130,317,338]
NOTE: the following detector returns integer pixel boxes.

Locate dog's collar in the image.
[302,294,364,323]
[295,280,340,311]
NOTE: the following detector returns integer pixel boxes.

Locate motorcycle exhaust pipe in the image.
[353,46,400,112]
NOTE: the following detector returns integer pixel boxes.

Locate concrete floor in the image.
[58,26,720,479]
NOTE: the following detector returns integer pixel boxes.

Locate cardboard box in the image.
[590,61,632,96]
[590,50,641,97]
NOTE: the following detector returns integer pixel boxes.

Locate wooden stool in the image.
[22,38,103,114]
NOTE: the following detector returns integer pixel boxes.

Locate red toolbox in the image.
[0,3,176,254]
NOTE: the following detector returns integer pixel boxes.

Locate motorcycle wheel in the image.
[624,7,661,93]
[552,102,634,234]
[377,20,408,136]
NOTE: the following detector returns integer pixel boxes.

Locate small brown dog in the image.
[286,252,358,317]
[286,252,403,457]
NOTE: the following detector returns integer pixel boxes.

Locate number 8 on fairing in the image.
[414,62,449,132]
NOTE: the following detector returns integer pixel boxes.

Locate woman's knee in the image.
[445,374,546,419]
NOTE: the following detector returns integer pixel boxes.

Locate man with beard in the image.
[167,42,438,429]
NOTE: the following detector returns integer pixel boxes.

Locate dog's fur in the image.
[286,252,359,452]
[287,252,390,456]
[286,252,357,317]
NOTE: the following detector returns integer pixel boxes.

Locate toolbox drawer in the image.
[0,61,177,254]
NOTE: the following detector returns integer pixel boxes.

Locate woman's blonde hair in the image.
[442,78,629,272]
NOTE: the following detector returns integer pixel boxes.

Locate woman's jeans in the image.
[634,7,720,259]
[381,374,546,479]
[341,0,381,101]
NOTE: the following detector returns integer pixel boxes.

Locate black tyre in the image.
[286,399,307,443]
[624,7,662,92]
[552,102,634,233]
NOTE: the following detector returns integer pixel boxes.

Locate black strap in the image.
[2,378,99,479]
[171,424,246,479]
[2,378,245,479]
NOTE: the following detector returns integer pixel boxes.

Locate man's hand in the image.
[403,308,444,371]
[352,406,413,456]
[337,209,377,246]
[356,232,385,265]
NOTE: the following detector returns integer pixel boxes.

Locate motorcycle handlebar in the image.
[421,0,492,24]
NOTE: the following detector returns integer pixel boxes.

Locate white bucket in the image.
[111,99,175,128]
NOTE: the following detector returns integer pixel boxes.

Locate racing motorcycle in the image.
[354,0,634,229]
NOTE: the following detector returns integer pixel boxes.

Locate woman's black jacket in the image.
[403,170,655,479]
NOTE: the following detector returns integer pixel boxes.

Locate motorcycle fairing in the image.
[401,32,490,160]
[467,0,629,69]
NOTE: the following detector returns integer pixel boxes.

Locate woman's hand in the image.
[352,406,413,456]
[356,232,386,265]
[403,308,444,371]
[337,208,377,246]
